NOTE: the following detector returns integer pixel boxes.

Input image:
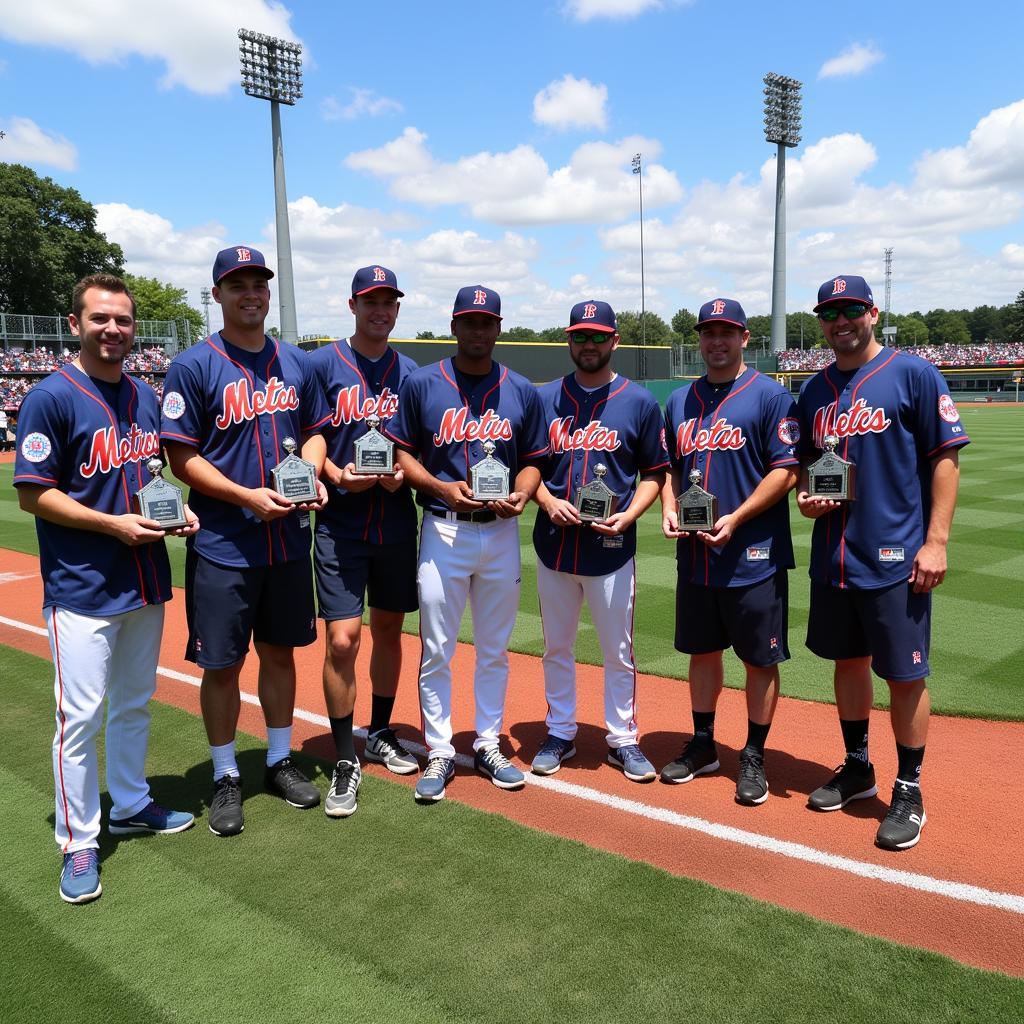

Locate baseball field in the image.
[1,403,1022,1022]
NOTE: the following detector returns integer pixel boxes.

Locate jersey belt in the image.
[429,509,498,524]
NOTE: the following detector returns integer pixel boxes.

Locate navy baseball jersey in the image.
[310,338,418,544]
[533,374,668,575]
[160,333,329,568]
[796,347,970,590]
[665,369,799,587]
[385,358,548,510]
[14,366,172,614]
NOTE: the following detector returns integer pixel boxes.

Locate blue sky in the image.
[2,0,1022,337]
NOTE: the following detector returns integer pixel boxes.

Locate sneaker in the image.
[109,801,195,835]
[660,739,720,784]
[364,728,419,775]
[59,849,101,904]
[325,760,361,818]
[209,775,244,836]
[875,782,927,850]
[415,756,456,802]
[735,749,769,806]
[807,758,878,811]
[475,746,526,790]
[531,735,577,776]
[607,744,657,782]
[265,757,320,809]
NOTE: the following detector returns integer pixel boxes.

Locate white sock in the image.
[266,725,293,767]
[211,742,239,781]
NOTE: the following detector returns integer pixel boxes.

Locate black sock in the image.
[744,720,771,756]
[329,714,356,763]
[839,718,870,764]
[896,743,925,786]
[369,693,396,735]
[692,710,716,745]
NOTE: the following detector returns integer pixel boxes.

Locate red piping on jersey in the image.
[626,561,639,733]
[927,436,966,458]
[14,472,59,484]
[125,375,163,602]
[51,607,74,852]
[553,382,582,570]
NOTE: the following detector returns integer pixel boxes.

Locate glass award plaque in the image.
[271,437,319,504]
[469,440,510,501]
[353,414,396,475]
[134,457,187,530]
[807,435,856,501]
[574,463,617,523]
[676,468,718,533]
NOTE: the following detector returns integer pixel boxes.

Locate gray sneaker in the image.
[531,735,577,776]
[364,728,419,775]
[607,744,657,782]
[475,746,526,790]
[415,756,456,802]
[325,760,361,818]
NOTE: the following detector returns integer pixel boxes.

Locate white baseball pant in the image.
[417,513,521,759]
[47,603,164,852]
[536,558,639,748]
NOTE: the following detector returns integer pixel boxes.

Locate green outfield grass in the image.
[1,407,1021,718]
[1,645,1020,1024]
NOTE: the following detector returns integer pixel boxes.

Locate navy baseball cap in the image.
[212,246,274,285]
[352,265,404,298]
[453,285,501,318]
[814,275,874,312]
[566,299,617,334]
[696,298,747,330]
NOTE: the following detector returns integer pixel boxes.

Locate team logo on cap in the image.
[777,418,800,445]
[373,267,387,282]
[938,394,960,423]
[473,289,488,306]
[236,248,252,262]
[21,432,51,463]
[162,391,186,420]
[831,279,847,296]
[711,299,726,315]
[582,303,598,320]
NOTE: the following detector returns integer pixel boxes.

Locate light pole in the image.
[632,153,646,377]
[238,29,303,344]
[763,73,802,354]
[200,286,211,341]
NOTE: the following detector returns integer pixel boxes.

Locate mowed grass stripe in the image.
[2,645,1022,1024]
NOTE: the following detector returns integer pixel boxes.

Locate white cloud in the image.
[0,116,77,170]
[345,129,682,225]
[564,0,686,21]
[818,42,884,80]
[0,0,299,94]
[321,88,403,121]
[533,75,608,131]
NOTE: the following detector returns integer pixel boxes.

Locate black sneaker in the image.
[735,749,769,806]
[876,781,926,850]
[807,757,877,811]
[660,738,720,784]
[265,757,320,809]
[209,775,244,837]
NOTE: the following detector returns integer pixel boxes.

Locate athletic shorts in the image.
[675,570,790,668]
[806,580,931,682]
[314,530,418,621]
[184,549,317,668]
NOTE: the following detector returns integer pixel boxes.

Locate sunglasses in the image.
[569,332,614,345]
[818,304,872,322]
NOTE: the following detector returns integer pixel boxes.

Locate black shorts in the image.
[185,549,317,668]
[314,530,418,621]
[675,570,790,668]
[806,580,931,682]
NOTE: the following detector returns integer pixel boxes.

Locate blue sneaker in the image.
[109,801,195,835]
[475,746,526,790]
[415,757,455,802]
[59,849,101,904]
[531,735,577,776]
[607,744,656,782]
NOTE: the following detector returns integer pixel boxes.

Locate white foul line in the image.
[3,614,1022,916]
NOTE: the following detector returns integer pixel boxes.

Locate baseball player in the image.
[796,274,969,850]
[660,299,799,805]
[161,246,330,837]
[386,285,548,802]
[530,300,667,781]
[15,274,197,904]
[309,265,420,818]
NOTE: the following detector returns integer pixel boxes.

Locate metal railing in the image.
[0,312,181,351]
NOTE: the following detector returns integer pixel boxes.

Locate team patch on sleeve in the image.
[938,394,960,423]
[20,432,52,462]
[879,547,905,562]
[777,417,800,445]
[162,391,186,420]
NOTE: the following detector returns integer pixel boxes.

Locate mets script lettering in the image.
[80,426,161,478]
[434,407,512,445]
[332,385,399,426]
[675,417,746,456]
[812,399,890,448]
[216,377,299,428]
[548,417,621,453]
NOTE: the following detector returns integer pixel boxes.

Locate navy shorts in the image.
[675,570,790,668]
[185,549,317,668]
[314,530,418,621]
[806,580,931,682]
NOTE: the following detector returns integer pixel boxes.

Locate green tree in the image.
[501,326,538,342]
[745,315,772,347]
[786,312,820,350]
[0,163,124,314]
[891,313,929,347]
[124,274,204,345]
[615,310,671,346]
[966,305,999,343]
[415,330,435,339]
[925,310,970,346]
[539,326,566,342]
[1005,290,1024,343]
[670,308,698,345]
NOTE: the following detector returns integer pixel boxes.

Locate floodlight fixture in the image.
[632,153,647,361]
[763,72,802,147]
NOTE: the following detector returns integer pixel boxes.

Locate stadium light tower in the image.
[763,73,802,354]
[200,287,211,340]
[238,28,303,344]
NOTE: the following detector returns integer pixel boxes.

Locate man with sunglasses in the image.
[529,300,668,780]
[796,275,969,850]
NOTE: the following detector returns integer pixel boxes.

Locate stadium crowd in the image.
[777,341,1024,371]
